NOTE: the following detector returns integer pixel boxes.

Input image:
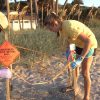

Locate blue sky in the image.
[59,0,100,7]
[9,0,100,7]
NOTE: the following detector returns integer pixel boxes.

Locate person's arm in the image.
[71,33,92,69]
[77,33,92,59]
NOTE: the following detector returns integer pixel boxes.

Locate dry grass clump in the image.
[0,19,99,62]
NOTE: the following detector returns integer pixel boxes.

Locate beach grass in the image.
[0,18,100,58]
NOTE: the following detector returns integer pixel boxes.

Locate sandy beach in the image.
[0,53,100,100]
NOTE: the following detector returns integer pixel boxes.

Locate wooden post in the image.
[6,79,10,100]
[22,16,24,29]
[6,0,10,100]
[6,0,10,40]
[18,14,21,30]
[46,4,49,15]
[52,0,55,12]
[30,0,33,29]
[41,3,44,26]
[34,0,38,26]
[55,0,58,15]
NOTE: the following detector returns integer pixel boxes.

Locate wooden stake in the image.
[6,79,10,100]
[30,0,33,29]
[6,1,11,100]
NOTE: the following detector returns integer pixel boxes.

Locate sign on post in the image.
[0,41,20,67]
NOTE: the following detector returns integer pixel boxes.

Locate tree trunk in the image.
[14,0,17,10]
[51,0,55,12]
[30,0,33,29]
[63,0,68,10]
[34,0,39,26]
[6,0,10,37]
[55,0,58,15]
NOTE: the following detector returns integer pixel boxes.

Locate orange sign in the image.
[0,41,20,67]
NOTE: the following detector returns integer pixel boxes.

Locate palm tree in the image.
[71,0,83,5]
[14,0,17,10]
[55,0,58,14]
[0,0,6,11]
[63,0,68,10]
[14,0,17,4]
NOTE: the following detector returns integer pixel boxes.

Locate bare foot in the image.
[83,97,89,100]
[74,87,84,100]
[74,86,81,95]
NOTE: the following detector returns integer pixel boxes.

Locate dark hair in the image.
[44,12,61,26]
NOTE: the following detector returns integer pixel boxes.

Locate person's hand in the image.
[71,56,83,69]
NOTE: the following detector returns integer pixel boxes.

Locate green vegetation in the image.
[0,19,100,59]
[8,28,65,57]
[88,19,100,47]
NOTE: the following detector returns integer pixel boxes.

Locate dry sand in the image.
[0,54,100,100]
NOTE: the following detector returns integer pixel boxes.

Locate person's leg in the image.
[82,56,93,100]
[73,66,80,96]
[74,66,80,88]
